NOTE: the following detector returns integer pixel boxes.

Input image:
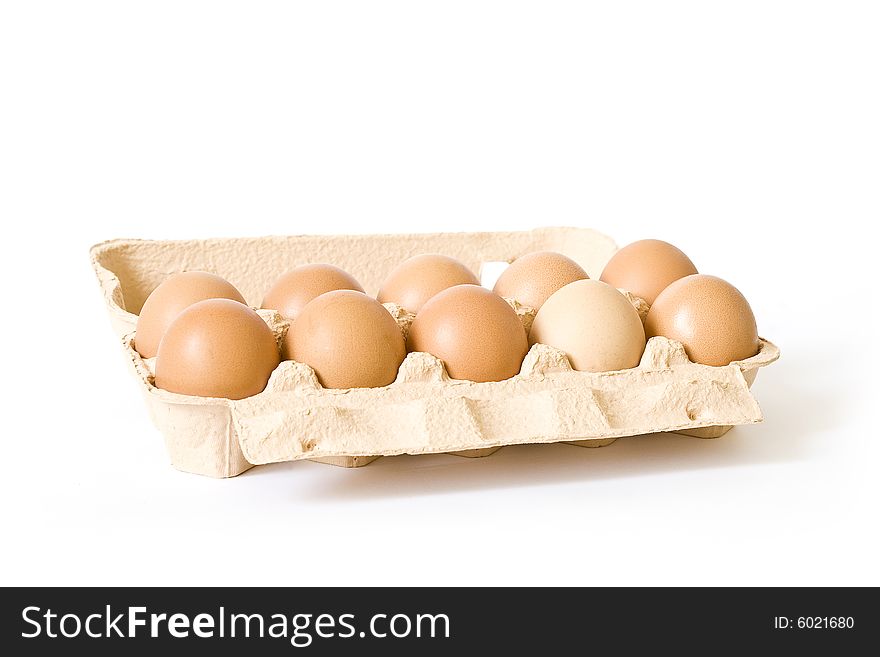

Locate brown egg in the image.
[135,271,246,358]
[377,254,479,314]
[155,299,280,399]
[530,279,646,372]
[408,284,528,382]
[283,290,406,389]
[645,274,759,366]
[262,264,364,320]
[599,239,698,305]
[493,251,589,310]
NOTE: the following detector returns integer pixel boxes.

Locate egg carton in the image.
[90,227,779,478]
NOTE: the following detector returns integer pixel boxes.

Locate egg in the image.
[283,290,406,389]
[154,299,280,399]
[492,251,589,310]
[262,264,364,320]
[135,271,246,358]
[645,274,759,366]
[377,254,479,314]
[529,279,646,372]
[408,284,528,382]
[599,239,698,305]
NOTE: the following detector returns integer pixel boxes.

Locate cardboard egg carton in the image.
[90,228,779,478]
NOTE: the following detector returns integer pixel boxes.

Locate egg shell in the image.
[529,279,646,372]
[377,254,479,314]
[407,284,528,383]
[599,239,698,305]
[492,251,589,310]
[284,290,406,389]
[262,264,364,320]
[155,298,280,400]
[645,274,759,366]
[135,271,246,358]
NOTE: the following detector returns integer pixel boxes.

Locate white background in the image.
[1,1,877,586]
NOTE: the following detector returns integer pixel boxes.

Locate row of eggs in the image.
[134,240,760,400]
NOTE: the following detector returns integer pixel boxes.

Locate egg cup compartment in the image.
[91,228,779,478]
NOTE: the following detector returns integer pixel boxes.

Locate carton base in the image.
[674,425,733,439]
[565,438,619,448]
[308,455,381,468]
[448,447,503,458]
